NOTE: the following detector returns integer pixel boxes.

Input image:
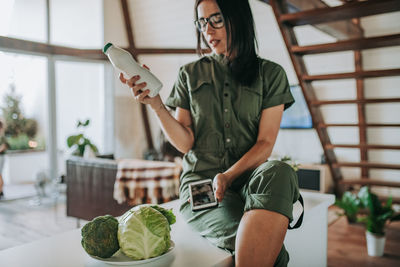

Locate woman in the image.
[0,120,8,199]
[120,0,300,266]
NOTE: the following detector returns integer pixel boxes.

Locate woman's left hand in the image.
[213,173,231,202]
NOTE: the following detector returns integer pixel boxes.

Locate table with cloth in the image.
[113,158,182,206]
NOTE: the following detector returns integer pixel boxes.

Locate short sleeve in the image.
[262,63,294,111]
[165,67,190,110]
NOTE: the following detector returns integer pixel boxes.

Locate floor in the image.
[0,184,83,250]
[328,216,400,267]
[0,185,399,267]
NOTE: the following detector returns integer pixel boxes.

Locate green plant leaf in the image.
[67,119,97,156]
[89,143,98,153]
[385,196,393,209]
[368,193,382,216]
[357,186,369,208]
[377,211,394,222]
[67,134,83,148]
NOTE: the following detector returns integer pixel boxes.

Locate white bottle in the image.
[103,43,162,97]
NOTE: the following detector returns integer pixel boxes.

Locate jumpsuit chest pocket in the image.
[238,86,262,123]
[188,79,214,116]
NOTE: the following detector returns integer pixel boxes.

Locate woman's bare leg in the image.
[0,174,3,193]
[235,209,288,267]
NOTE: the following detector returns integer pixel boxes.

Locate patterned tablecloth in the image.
[113,158,182,206]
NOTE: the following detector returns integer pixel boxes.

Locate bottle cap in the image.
[103,43,113,54]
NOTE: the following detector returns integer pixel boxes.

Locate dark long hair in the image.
[195,0,259,86]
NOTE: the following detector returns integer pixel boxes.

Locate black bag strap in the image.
[288,194,304,230]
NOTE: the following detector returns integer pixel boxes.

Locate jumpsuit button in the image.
[224,108,228,113]
[226,138,231,143]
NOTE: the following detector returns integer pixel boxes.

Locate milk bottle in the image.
[103,43,162,97]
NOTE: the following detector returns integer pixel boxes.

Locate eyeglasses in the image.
[194,12,224,32]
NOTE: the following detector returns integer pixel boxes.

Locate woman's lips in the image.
[210,40,220,48]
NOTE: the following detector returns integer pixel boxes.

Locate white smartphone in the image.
[189,179,218,211]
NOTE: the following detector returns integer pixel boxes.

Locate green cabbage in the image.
[118,205,175,260]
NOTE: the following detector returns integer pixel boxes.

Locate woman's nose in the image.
[205,22,214,35]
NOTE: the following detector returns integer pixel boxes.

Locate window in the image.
[0,0,47,42]
[55,61,105,153]
[50,0,103,48]
[0,51,47,149]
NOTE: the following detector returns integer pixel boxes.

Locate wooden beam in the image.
[280,0,400,26]
[0,36,202,59]
[135,48,209,55]
[302,68,400,81]
[318,123,400,128]
[333,162,400,170]
[120,0,154,151]
[311,98,400,106]
[354,19,368,179]
[326,144,400,150]
[120,0,136,51]
[0,36,107,60]
[260,0,363,39]
[339,179,400,188]
[292,34,400,55]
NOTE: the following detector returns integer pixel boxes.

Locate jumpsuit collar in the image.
[210,53,229,66]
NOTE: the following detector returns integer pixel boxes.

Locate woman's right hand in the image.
[119,71,164,112]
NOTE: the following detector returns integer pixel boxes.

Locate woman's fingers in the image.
[132,82,147,96]
[119,73,141,89]
[215,181,225,202]
[119,73,126,83]
[137,89,150,102]
[126,75,141,87]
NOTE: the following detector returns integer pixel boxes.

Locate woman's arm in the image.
[0,143,7,153]
[119,73,194,153]
[214,104,284,201]
[153,106,194,154]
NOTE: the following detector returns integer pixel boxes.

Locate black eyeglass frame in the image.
[194,12,224,32]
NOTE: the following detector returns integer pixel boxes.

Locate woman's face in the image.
[197,0,227,56]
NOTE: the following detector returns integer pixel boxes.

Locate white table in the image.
[0,191,334,267]
[0,200,232,267]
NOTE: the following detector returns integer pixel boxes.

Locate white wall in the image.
[104,1,400,195]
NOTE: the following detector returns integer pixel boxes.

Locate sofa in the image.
[66,156,131,221]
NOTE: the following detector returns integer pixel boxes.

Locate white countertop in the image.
[0,190,334,267]
[0,200,232,267]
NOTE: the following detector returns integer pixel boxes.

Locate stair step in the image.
[317,123,400,128]
[379,195,400,204]
[339,179,400,188]
[326,144,400,150]
[291,33,400,55]
[303,68,400,81]
[311,98,400,106]
[333,162,400,170]
[280,0,400,26]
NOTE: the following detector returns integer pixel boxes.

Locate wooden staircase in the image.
[268,0,400,197]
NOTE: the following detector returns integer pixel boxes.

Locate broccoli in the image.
[81,215,119,258]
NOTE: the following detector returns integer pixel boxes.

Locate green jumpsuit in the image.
[166,54,300,266]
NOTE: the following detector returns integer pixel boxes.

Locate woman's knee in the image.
[249,160,298,193]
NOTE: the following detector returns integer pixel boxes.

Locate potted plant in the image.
[357,186,400,257]
[334,191,361,224]
[67,119,98,157]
